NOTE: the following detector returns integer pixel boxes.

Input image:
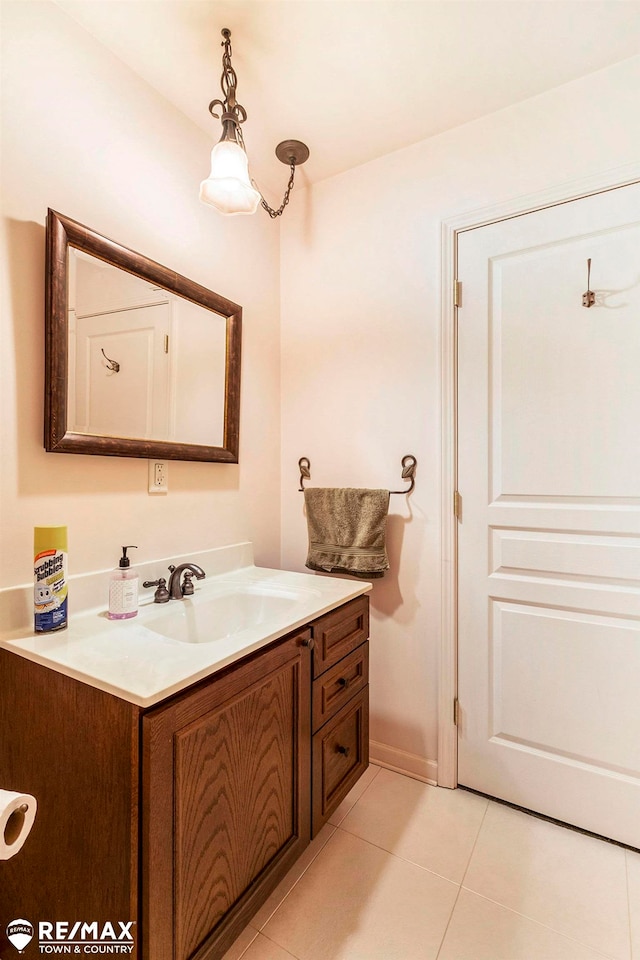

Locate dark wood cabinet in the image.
[0,595,370,960]
[310,595,370,836]
[0,650,139,956]
[142,628,311,960]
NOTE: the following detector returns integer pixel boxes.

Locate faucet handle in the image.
[143,577,170,603]
[181,570,195,596]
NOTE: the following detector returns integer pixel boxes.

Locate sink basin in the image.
[145,582,319,644]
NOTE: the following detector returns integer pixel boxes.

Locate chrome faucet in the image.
[167,562,206,600]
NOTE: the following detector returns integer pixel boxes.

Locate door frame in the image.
[437,161,640,789]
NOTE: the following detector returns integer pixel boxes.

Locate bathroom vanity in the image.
[0,553,370,960]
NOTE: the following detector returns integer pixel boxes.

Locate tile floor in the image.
[223,765,639,960]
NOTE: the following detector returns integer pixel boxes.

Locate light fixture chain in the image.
[260,161,297,218]
[220,33,237,109]
[209,30,248,127]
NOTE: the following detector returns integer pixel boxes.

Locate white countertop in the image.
[0,549,371,708]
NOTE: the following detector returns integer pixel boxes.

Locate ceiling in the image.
[54,1,640,194]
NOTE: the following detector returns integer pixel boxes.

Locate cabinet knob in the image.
[335,744,350,757]
[298,636,315,650]
[337,677,350,688]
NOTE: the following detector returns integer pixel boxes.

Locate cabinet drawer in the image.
[312,595,369,678]
[312,687,369,836]
[312,642,368,732]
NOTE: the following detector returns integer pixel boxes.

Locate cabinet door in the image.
[312,687,369,836]
[142,631,311,960]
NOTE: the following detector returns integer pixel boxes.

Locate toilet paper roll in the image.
[0,790,37,860]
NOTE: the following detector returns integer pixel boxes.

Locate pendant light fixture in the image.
[200,29,309,217]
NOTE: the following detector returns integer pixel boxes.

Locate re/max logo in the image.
[39,922,135,941]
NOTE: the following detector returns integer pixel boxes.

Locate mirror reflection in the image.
[68,249,227,447]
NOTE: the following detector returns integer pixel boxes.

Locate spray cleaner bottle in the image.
[34,526,68,632]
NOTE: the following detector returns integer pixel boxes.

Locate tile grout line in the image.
[332,821,460,889]
[454,886,621,960]
[258,930,304,960]
[458,796,490,890]
[432,881,464,960]
[327,763,382,829]
[234,927,260,960]
[433,795,491,959]
[626,851,634,960]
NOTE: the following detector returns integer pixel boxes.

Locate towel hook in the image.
[582,258,595,308]
[298,454,417,495]
[101,347,120,372]
[390,454,417,495]
[298,457,311,492]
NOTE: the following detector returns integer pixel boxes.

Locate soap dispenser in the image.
[108,546,139,620]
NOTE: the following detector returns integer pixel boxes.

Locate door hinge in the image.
[164,335,169,354]
[453,698,460,726]
[453,490,462,520]
[454,280,462,308]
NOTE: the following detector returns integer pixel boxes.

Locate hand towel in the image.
[304,487,390,578]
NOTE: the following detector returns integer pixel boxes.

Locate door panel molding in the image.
[438,161,640,789]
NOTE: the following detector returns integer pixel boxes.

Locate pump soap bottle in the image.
[108,546,139,620]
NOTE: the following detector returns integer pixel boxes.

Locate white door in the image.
[457,181,640,847]
[71,303,171,440]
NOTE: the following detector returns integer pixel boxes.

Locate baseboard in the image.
[369,740,438,786]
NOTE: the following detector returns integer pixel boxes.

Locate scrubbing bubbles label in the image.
[34,549,67,632]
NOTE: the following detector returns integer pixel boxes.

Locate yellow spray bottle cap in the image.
[34,526,68,554]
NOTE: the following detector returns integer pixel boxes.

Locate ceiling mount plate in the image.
[275,140,310,166]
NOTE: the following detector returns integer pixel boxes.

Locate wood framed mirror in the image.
[45,209,241,462]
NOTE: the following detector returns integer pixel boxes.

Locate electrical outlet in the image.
[148,460,168,494]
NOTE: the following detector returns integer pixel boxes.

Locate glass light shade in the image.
[199,140,261,216]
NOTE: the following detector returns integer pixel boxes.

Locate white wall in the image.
[280,56,640,780]
[0,1,282,587]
